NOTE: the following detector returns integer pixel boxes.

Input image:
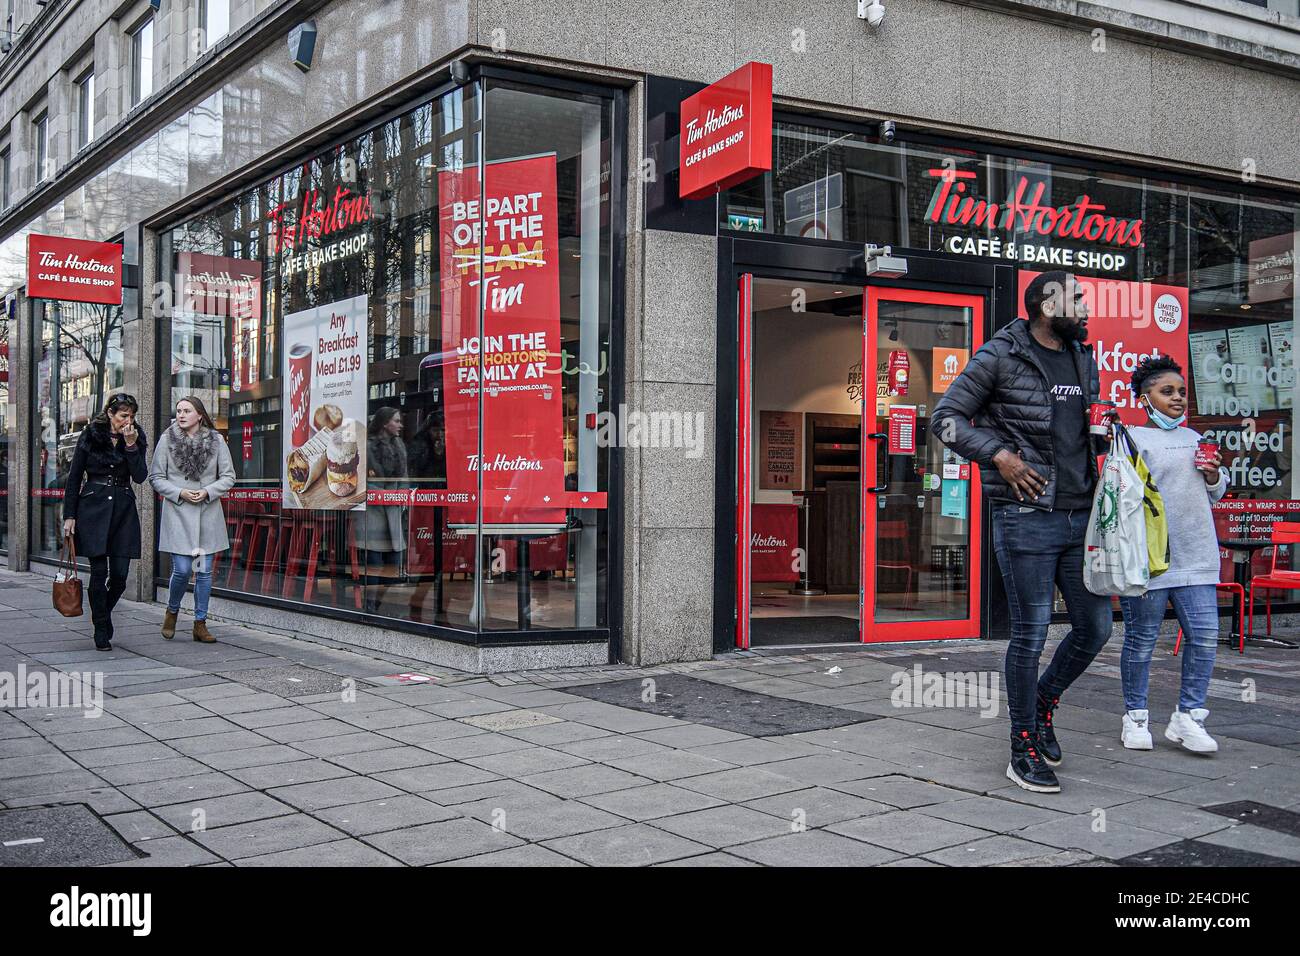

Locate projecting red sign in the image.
[679,61,773,201]
[26,234,123,305]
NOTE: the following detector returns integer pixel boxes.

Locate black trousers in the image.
[88,555,131,636]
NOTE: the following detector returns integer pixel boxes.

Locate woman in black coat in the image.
[62,393,148,651]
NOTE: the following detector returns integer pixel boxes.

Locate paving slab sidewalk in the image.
[2,569,1299,867]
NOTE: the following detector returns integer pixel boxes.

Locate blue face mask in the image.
[1144,400,1185,430]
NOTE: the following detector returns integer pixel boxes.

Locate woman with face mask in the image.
[1118,355,1228,755]
[62,393,149,651]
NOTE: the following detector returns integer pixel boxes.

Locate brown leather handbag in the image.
[52,536,84,617]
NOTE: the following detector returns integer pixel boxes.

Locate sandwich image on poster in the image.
[281,294,368,511]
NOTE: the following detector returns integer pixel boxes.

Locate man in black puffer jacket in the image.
[933,270,1115,795]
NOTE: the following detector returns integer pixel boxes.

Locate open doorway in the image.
[747,278,864,646]
[737,276,985,649]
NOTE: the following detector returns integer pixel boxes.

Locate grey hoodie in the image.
[1127,425,1228,590]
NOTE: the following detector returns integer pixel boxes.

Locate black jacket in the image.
[64,421,149,557]
[932,319,1103,510]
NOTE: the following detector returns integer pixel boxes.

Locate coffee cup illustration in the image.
[288,343,313,447]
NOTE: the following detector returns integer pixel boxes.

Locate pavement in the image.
[2,568,1299,867]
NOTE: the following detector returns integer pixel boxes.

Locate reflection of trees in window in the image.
[53,302,127,422]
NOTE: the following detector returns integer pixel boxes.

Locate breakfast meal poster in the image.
[437,153,566,526]
[281,294,368,511]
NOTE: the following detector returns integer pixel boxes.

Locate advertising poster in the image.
[750,504,798,582]
[932,347,968,393]
[759,410,802,490]
[1017,272,1190,426]
[941,478,968,519]
[280,294,368,511]
[888,405,917,454]
[438,154,566,526]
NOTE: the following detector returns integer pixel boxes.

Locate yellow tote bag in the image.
[1118,425,1170,578]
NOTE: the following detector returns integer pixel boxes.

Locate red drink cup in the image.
[1088,401,1116,436]
[288,343,313,448]
[1196,438,1219,469]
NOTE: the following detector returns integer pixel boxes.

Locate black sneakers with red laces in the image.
[1007,729,1061,793]
[1036,692,1063,767]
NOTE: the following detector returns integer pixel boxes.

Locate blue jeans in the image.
[992,504,1116,735]
[1119,584,1219,712]
[167,552,213,622]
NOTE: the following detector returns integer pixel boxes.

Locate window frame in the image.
[130,16,155,107]
[76,68,96,150]
[152,70,628,653]
[33,111,48,183]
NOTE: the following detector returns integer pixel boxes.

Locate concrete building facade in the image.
[1,0,1297,671]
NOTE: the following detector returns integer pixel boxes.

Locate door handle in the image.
[866,432,888,493]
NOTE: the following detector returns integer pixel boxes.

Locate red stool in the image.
[1174,581,1245,656]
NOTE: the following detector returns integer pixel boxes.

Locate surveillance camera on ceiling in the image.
[858,0,885,27]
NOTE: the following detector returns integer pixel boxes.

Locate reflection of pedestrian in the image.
[364,407,408,612]
[406,414,445,482]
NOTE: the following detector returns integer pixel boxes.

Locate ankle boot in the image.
[193,620,216,643]
[161,611,178,639]
[88,591,112,651]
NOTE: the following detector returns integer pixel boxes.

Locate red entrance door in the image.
[735,277,986,649]
[861,287,984,642]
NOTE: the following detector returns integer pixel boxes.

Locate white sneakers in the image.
[1123,707,1219,754]
[1165,708,1220,754]
[1121,710,1153,750]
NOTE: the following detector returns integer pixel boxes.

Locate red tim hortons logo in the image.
[679,61,773,201]
[268,185,373,255]
[924,169,1144,248]
[26,234,124,305]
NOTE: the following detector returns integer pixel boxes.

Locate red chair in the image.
[1247,521,1300,640]
[877,520,917,610]
[1174,582,1244,656]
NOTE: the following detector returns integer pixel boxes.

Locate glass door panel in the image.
[862,287,984,642]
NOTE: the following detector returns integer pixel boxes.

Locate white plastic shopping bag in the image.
[1083,423,1150,597]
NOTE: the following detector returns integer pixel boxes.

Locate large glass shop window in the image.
[161,79,615,636]
[722,121,1300,597]
[0,305,9,554]
[31,299,126,561]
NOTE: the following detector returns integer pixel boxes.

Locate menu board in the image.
[1269,321,1294,410]
[759,410,802,490]
[1227,326,1278,413]
[1189,329,1232,414]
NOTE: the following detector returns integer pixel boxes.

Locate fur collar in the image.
[85,419,148,451]
[166,423,217,481]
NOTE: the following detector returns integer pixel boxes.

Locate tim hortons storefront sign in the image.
[26,234,123,305]
[925,169,1145,271]
[268,185,374,274]
[679,61,773,200]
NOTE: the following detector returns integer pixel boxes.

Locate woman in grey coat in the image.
[363,406,408,613]
[148,396,236,643]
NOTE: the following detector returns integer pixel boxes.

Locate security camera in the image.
[450,58,472,85]
[858,0,885,27]
[880,120,896,144]
[0,39,10,54]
